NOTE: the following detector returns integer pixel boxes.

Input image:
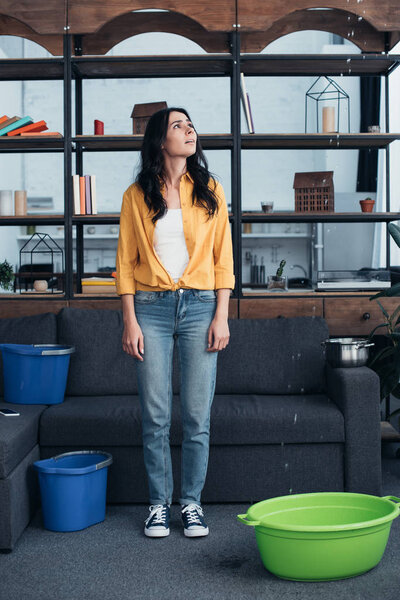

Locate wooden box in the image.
[293,171,334,212]
[130,101,167,134]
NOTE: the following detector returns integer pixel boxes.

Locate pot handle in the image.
[355,342,374,349]
[237,514,260,527]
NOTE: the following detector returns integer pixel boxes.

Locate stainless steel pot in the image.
[321,338,374,368]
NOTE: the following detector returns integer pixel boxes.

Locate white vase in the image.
[0,190,13,216]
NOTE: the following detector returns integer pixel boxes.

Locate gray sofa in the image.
[0,307,382,551]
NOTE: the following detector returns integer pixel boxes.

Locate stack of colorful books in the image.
[72,175,97,215]
[81,277,116,294]
[0,115,62,137]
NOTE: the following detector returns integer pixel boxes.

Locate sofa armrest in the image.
[326,364,381,495]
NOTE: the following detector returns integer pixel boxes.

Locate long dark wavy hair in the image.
[137,107,219,224]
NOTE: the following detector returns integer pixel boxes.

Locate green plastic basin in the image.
[238,492,400,581]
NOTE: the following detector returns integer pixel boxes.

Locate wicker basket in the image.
[293,171,334,212]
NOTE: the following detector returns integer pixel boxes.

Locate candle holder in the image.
[305,76,350,133]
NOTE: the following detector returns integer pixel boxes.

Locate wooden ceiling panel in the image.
[0,15,63,55]
[78,11,231,55]
[241,8,387,53]
[237,1,400,33]
[67,1,235,35]
[0,1,65,34]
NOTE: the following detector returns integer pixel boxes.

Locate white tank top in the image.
[153,209,189,283]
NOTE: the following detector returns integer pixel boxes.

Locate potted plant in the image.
[360,197,375,213]
[267,259,287,291]
[0,259,14,292]
[367,284,400,424]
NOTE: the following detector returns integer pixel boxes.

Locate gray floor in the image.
[1,453,400,600]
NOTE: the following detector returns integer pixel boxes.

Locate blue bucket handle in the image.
[53,450,113,470]
[33,345,75,356]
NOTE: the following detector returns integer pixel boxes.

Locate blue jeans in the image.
[134,288,218,506]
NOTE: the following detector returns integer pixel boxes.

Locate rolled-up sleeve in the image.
[116,191,139,295]
[213,182,235,290]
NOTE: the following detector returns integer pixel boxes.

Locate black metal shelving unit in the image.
[0,36,399,305]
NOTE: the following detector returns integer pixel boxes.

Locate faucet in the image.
[290,264,307,278]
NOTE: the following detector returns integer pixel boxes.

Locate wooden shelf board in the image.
[0,137,64,150]
[0,58,64,81]
[241,54,400,77]
[73,134,233,150]
[71,55,233,78]
[241,133,400,149]
[241,212,400,223]
[0,215,65,225]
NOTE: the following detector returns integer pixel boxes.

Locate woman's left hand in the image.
[207,316,230,352]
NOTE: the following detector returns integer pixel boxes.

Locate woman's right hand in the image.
[122,321,144,360]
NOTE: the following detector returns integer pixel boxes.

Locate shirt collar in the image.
[158,171,194,186]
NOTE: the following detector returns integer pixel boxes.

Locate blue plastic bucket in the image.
[34,451,113,532]
[0,344,75,404]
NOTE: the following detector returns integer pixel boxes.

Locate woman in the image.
[116,107,235,538]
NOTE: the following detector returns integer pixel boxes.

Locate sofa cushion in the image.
[0,402,47,478]
[39,393,344,447]
[0,312,57,397]
[57,308,139,396]
[215,317,329,394]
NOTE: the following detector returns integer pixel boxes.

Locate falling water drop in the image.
[289,488,293,494]
[293,413,298,424]
[300,387,305,394]
[285,463,289,471]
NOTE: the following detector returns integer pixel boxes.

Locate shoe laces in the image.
[182,503,204,524]
[145,504,167,526]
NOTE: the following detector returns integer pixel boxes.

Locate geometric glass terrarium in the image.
[305,76,350,133]
[18,232,64,294]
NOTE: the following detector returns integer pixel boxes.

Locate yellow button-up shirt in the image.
[116,172,235,295]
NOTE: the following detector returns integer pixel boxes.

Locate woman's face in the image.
[162,111,197,158]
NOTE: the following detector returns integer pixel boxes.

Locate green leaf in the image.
[370,283,400,300]
[368,323,389,337]
[376,299,390,319]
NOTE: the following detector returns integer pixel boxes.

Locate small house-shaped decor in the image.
[293,171,334,212]
[130,101,168,134]
[18,232,63,293]
[305,76,350,133]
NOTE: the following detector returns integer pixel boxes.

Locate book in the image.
[0,115,9,125]
[0,116,21,133]
[81,277,116,295]
[79,176,85,214]
[90,175,97,214]
[0,116,33,136]
[20,132,62,137]
[72,174,80,215]
[85,175,91,215]
[246,92,255,133]
[7,120,48,136]
[240,74,254,134]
